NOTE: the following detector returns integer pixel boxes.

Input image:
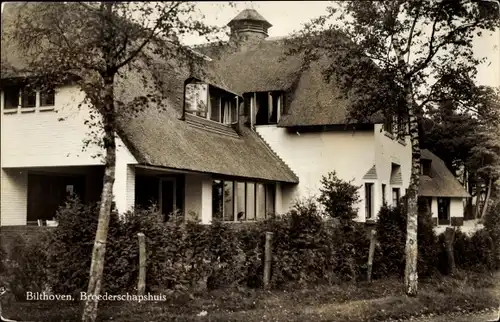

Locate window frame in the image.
[40,87,56,107]
[213,179,275,223]
[392,188,400,207]
[254,91,283,126]
[365,182,374,219]
[382,184,386,205]
[3,83,57,112]
[21,86,37,108]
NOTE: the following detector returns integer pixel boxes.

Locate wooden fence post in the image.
[444,227,456,276]
[367,229,377,283]
[137,233,146,296]
[263,232,273,289]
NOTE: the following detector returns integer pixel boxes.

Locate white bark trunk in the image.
[404,90,420,297]
[82,77,116,322]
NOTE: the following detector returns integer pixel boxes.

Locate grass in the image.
[2,271,499,322]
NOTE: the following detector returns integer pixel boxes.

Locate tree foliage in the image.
[5,2,223,321]
[288,0,499,295]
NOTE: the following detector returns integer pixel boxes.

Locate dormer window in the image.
[185,80,239,125]
[254,91,283,125]
[421,159,432,176]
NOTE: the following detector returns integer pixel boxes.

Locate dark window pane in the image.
[265,184,275,216]
[212,180,223,220]
[223,181,234,221]
[255,92,270,125]
[365,183,373,219]
[40,87,55,106]
[21,86,36,108]
[210,95,220,122]
[392,188,400,207]
[4,85,20,109]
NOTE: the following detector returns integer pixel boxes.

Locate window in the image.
[246,182,256,220]
[365,183,374,219]
[256,183,266,220]
[255,91,283,125]
[223,181,234,221]
[185,82,238,125]
[437,197,450,225]
[212,180,224,220]
[236,181,246,220]
[421,159,432,176]
[384,113,394,134]
[392,188,400,207]
[209,95,221,122]
[365,183,373,219]
[40,87,55,106]
[3,85,20,109]
[382,184,386,205]
[265,183,275,216]
[21,86,37,108]
[214,179,275,222]
[185,82,208,117]
[220,96,237,125]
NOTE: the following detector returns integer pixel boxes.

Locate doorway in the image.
[160,178,177,221]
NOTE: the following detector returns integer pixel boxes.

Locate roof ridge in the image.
[253,129,299,182]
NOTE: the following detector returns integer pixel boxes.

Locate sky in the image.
[2,1,499,87]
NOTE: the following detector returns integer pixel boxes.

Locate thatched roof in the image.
[202,36,383,127]
[0,3,298,183]
[228,9,272,28]
[419,149,470,198]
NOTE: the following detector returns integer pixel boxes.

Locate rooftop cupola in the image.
[227,9,272,44]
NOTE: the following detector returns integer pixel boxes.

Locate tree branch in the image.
[405,2,423,64]
[412,19,481,75]
[114,2,181,70]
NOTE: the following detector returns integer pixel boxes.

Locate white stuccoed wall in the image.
[373,124,412,216]
[256,125,376,221]
[1,85,138,225]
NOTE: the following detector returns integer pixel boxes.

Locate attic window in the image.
[255,91,283,125]
[184,81,239,125]
[421,159,432,176]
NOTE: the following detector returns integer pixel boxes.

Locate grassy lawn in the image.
[3,271,499,322]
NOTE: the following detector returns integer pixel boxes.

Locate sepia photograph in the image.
[0,1,499,321]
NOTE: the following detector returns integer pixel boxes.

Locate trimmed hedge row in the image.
[2,173,498,300]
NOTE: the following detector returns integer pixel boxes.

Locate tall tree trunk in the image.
[481,177,493,219]
[82,76,116,322]
[404,91,420,297]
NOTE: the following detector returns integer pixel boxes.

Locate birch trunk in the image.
[82,76,116,322]
[404,89,420,297]
[481,177,493,219]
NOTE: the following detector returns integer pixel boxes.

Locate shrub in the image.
[438,228,496,273]
[46,196,121,298]
[374,204,438,278]
[3,232,50,300]
[483,199,500,268]
[318,171,360,222]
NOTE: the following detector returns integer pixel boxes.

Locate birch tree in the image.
[289,0,499,295]
[5,2,222,321]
